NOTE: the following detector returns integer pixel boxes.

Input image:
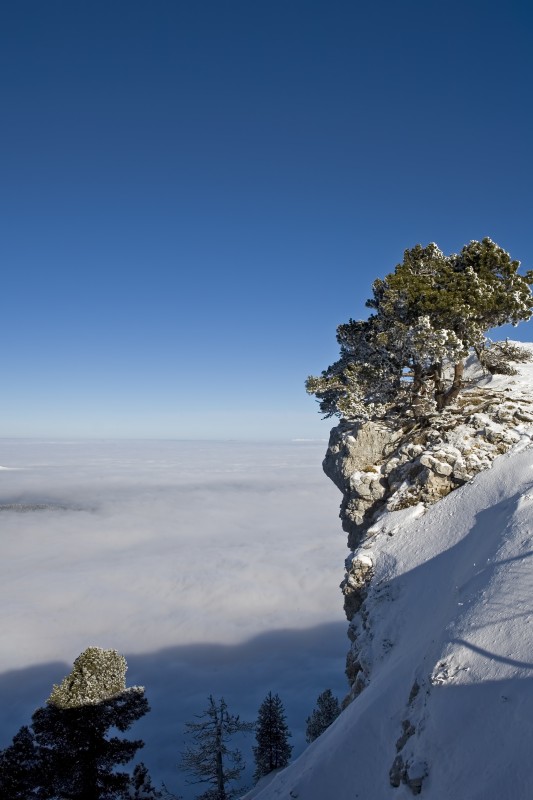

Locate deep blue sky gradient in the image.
[2,0,533,438]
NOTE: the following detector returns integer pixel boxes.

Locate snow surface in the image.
[252,349,533,800]
[0,439,347,797]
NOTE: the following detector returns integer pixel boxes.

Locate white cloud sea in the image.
[1,438,348,796]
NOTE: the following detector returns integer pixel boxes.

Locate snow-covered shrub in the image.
[476,340,533,375]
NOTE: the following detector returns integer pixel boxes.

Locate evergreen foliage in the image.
[130,763,167,799]
[180,696,253,800]
[33,689,148,799]
[0,725,39,800]
[305,689,341,743]
[0,647,151,800]
[306,238,533,420]
[252,692,292,781]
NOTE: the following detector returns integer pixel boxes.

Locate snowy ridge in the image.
[252,348,533,799]
[251,441,533,799]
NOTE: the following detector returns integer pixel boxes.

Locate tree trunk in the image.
[441,360,464,407]
[215,718,225,800]
[431,363,446,411]
[411,363,426,418]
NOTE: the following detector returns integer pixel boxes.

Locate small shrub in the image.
[477,341,533,375]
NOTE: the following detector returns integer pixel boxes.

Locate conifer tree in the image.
[252,691,292,782]
[180,696,253,800]
[0,647,151,800]
[131,763,165,798]
[307,238,533,420]
[0,725,39,800]
[305,689,340,743]
[33,646,149,800]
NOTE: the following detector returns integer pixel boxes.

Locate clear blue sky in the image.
[2,0,533,439]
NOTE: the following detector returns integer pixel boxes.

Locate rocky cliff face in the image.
[252,346,533,800]
[324,355,533,701]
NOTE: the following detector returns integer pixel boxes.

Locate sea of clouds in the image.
[1,438,348,796]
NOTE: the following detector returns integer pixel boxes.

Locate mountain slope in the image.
[252,397,533,798]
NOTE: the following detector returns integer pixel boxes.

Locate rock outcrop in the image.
[324,358,533,706]
[325,390,533,552]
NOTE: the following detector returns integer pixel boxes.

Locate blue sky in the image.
[2,0,533,439]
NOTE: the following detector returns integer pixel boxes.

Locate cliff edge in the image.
[252,345,533,799]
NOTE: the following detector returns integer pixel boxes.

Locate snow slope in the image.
[253,399,533,797]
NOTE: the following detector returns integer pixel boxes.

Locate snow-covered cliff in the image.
[252,346,533,799]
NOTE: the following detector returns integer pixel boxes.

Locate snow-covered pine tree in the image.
[180,695,253,800]
[305,689,341,743]
[1,647,151,800]
[252,692,292,782]
[307,238,533,420]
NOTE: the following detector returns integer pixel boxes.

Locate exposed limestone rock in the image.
[395,719,416,752]
[321,353,533,796]
[405,760,428,795]
[408,680,420,704]
[340,553,374,622]
[389,754,428,795]
[323,374,533,720]
[389,755,404,788]
[323,420,401,493]
[325,389,533,550]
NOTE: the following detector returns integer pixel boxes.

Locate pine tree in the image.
[0,725,39,800]
[34,647,149,800]
[33,693,148,799]
[305,689,340,743]
[307,238,533,420]
[180,695,253,800]
[252,692,292,782]
[130,763,165,798]
[0,647,150,800]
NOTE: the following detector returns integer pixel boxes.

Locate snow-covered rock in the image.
[325,347,533,550]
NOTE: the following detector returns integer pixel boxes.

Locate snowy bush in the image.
[475,340,533,375]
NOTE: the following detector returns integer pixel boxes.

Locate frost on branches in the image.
[306,239,533,421]
[0,647,151,800]
[47,646,135,708]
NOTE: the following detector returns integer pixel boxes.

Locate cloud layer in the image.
[1,439,348,795]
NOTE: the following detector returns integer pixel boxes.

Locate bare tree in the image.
[180,696,253,800]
